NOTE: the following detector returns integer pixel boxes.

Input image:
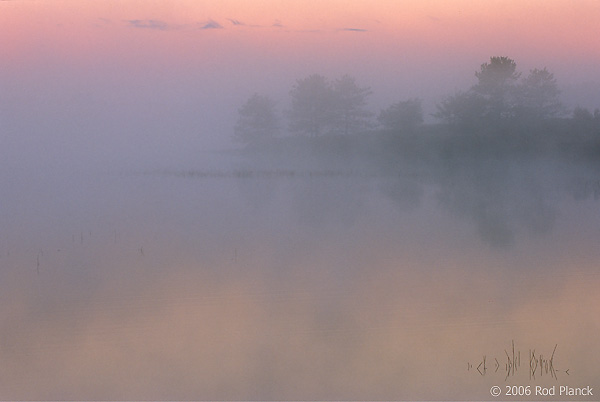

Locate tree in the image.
[331,75,373,135]
[378,98,423,131]
[572,106,600,132]
[288,74,334,136]
[474,56,520,95]
[233,93,279,144]
[436,57,566,130]
[473,56,520,120]
[288,74,373,136]
[516,68,563,119]
[435,57,520,127]
[434,91,487,129]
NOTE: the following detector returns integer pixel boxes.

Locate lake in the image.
[1,148,599,400]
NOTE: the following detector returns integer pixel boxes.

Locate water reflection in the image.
[434,157,558,247]
[0,153,598,400]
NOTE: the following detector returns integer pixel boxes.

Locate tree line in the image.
[435,56,563,128]
[234,56,600,145]
[233,74,422,144]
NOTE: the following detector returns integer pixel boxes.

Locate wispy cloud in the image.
[227,18,244,26]
[126,18,225,32]
[124,17,286,32]
[339,27,368,32]
[127,19,172,31]
[200,19,223,29]
[221,17,287,30]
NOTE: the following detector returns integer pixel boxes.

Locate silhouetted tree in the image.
[475,57,520,93]
[288,74,373,136]
[331,75,373,135]
[378,98,423,132]
[573,107,594,120]
[473,56,520,120]
[516,68,563,119]
[288,74,334,136]
[435,91,487,129]
[233,93,279,144]
[437,57,567,131]
[572,106,600,133]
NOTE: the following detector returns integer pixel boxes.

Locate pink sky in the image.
[2,0,600,162]
[2,3,600,399]
[4,1,599,68]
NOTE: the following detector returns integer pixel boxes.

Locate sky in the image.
[2,0,600,168]
[2,2,600,398]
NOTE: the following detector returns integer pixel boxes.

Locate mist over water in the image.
[1,146,599,400]
[2,2,600,398]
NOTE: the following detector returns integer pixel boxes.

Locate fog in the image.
[2,1,600,400]
[3,1,600,170]
[2,141,600,399]
[5,61,597,171]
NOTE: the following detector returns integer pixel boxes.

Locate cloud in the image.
[227,18,245,26]
[200,19,223,30]
[227,18,265,29]
[127,19,172,31]
[125,18,225,32]
[272,20,284,28]
[339,27,368,32]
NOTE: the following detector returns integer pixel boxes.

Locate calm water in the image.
[1,152,599,400]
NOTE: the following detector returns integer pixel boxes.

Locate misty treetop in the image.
[436,56,565,128]
[233,93,280,144]
[378,99,423,132]
[516,68,562,119]
[288,74,373,136]
[330,75,374,136]
[234,74,376,144]
[234,57,599,148]
[474,56,520,98]
[287,74,336,137]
